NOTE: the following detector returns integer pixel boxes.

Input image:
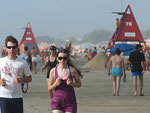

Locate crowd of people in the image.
[74,46,105,60]
[0,35,83,113]
[0,35,149,113]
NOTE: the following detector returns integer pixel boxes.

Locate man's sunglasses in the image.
[58,56,68,60]
[6,46,17,49]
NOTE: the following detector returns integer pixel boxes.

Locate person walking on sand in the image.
[129,44,146,96]
[23,46,32,71]
[31,46,38,74]
[41,45,57,84]
[108,48,126,96]
[0,35,32,113]
[48,48,82,113]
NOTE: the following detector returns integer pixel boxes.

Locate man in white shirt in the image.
[0,35,32,113]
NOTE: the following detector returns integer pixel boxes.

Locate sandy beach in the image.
[23,57,150,113]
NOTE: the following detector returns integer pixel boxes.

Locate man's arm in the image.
[15,75,32,83]
[141,52,146,70]
[22,76,32,83]
[141,61,146,71]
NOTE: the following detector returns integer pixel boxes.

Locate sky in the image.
[0,0,150,44]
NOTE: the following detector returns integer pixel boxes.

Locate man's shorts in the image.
[0,97,23,113]
[132,71,143,77]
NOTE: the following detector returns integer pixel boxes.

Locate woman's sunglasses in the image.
[58,56,68,60]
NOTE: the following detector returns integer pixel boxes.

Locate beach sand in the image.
[24,57,150,113]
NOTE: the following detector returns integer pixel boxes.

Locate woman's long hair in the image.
[57,48,83,78]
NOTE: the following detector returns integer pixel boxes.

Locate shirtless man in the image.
[108,48,126,96]
[31,46,38,74]
[23,46,32,70]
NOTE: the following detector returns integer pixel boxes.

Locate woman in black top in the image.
[41,45,57,84]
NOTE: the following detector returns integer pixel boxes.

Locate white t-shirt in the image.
[0,56,31,98]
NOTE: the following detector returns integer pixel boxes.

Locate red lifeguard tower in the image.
[19,22,39,52]
[105,5,150,66]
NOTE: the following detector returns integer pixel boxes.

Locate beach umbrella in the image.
[40,46,49,51]
[109,44,136,56]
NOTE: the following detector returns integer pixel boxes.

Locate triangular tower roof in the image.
[20,22,39,52]
[113,5,144,42]
[20,22,38,44]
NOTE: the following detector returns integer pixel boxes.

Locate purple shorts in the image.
[51,98,77,113]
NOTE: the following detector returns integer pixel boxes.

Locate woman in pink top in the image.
[48,48,82,113]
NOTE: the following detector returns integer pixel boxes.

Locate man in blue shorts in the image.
[129,44,146,96]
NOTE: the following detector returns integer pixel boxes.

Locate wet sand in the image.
[24,57,150,113]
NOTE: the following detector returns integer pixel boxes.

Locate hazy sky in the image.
[0,0,149,43]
